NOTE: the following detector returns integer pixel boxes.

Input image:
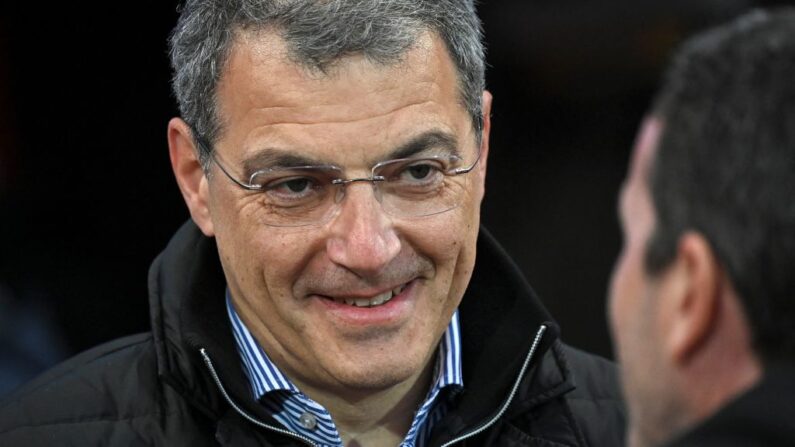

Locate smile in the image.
[329,283,408,308]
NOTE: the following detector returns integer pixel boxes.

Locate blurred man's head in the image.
[610,9,795,447]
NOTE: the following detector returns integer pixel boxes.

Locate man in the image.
[0,1,624,445]
[610,9,795,447]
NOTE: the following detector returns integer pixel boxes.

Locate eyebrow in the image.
[240,129,461,176]
[385,130,460,160]
[241,151,329,177]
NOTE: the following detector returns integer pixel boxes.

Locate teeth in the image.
[370,291,391,306]
[355,298,372,307]
[335,283,407,308]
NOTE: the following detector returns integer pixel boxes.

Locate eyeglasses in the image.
[193,133,482,227]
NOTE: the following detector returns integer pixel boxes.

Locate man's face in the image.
[201,31,489,396]
[609,118,681,446]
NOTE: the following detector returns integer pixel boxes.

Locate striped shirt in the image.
[226,292,463,446]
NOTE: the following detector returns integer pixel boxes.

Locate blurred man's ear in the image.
[168,118,215,237]
[660,232,722,364]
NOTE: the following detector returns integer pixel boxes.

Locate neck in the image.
[631,289,764,447]
[297,361,434,446]
[678,339,762,429]
[669,290,763,443]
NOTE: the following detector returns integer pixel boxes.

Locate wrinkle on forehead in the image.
[216,30,456,130]
[245,96,438,128]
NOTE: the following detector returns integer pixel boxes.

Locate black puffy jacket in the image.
[663,362,795,447]
[0,222,625,446]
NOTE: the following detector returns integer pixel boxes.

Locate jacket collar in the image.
[147,220,247,419]
[664,361,795,446]
[428,228,571,443]
[148,221,574,436]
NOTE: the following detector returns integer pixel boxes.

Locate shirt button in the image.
[299,412,317,430]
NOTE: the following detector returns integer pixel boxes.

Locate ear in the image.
[167,117,215,237]
[478,90,492,179]
[661,232,722,364]
[471,90,492,205]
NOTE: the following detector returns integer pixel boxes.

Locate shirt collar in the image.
[226,290,463,400]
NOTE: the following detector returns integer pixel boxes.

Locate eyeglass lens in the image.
[247,156,471,227]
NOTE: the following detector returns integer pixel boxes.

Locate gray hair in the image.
[168,0,485,165]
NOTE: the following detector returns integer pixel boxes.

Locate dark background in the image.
[0,0,791,387]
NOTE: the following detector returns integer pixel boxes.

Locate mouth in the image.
[325,282,409,308]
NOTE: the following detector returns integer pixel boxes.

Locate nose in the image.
[326,182,401,277]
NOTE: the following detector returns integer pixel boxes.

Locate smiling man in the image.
[0,1,624,445]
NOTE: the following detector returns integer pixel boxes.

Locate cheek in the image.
[429,209,480,302]
[209,190,266,254]
[395,203,478,304]
[608,253,630,336]
[252,228,326,287]
[416,204,478,262]
[217,219,323,297]
[608,244,644,343]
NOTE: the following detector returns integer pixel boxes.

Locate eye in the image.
[280,178,312,193]
[266,176,319,197]
[395,160,445,184]
[250,170,328,203]
[405,164,433,180]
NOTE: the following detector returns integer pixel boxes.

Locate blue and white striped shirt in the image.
[226,292,463,447]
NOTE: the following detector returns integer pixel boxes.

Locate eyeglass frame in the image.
[190,128,483,227]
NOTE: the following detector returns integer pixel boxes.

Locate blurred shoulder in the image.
[558,343,627,446]
[0,333,163,442]
[560,343,623,401]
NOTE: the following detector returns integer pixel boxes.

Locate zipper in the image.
[438,324,548,447]
[199,348,317,447]
[201,323,547,447]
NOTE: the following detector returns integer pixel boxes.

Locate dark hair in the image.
[646,8,795,362]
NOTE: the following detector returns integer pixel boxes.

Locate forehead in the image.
[213,29,468,163]
[628,117,663,185]
[619,116,663,228]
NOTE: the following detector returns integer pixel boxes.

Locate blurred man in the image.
[0,1,624,445]
[610,9,795,447]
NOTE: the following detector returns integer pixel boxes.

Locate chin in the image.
[330,354,426,392]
